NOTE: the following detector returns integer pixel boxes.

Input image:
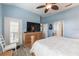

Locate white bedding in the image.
[30,36,79,56]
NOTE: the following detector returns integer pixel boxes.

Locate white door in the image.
[42,24,48,38]
[4,17,22,45]
[53,21,63,37]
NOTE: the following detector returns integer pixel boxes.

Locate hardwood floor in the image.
[13,47,32,56]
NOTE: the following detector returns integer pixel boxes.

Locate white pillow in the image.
[70,34,79,39]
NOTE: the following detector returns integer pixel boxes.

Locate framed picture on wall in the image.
[49,24,52,30]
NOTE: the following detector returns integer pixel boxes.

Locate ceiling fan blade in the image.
[51,5,59,10]
[65,3,72,7]
[44,8,49,13]
[36,5,45,9]
[46,3,56,5]
[51,3,56,4]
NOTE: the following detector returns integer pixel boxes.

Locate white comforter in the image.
[30,36,79,56]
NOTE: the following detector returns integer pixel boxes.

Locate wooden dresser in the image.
[23,32,43,48]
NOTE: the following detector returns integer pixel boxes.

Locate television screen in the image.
[27,22,40,32]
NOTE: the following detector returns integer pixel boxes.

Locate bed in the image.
[30,36,79,56]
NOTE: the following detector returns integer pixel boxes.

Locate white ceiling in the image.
[5,3,79,17]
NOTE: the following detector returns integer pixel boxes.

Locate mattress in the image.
[30,36,79,56]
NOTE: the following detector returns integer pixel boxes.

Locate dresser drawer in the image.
[26,44,31,48]
[23,32,43,48]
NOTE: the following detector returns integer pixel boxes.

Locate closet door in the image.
[42,24,48,38]
[4,17,22,45]
[53,21,63,37]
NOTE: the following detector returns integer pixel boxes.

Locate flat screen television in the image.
[27,22,40,32]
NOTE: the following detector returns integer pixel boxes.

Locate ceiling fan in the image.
[36,3,72,13]
[36,3,59,13]
[65,3,72,7]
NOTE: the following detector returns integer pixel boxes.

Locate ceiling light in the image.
[46,4,52,9]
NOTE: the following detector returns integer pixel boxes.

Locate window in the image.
[4,17,22,45]
[10,21,19,43]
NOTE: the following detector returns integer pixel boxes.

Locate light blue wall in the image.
[0,4,2,51]
[0,4,40,51]
[41,5,79,37]
[0,4,2,33]
[48,24,54,37]
[2,4,40,32]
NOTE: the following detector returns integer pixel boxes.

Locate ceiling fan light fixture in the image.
[46,4,52,9]
[36,3,59,13]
